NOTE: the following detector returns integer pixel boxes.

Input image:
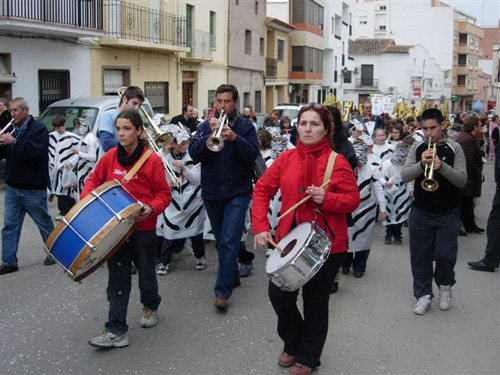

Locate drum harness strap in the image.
[313,151,338,222]
[122,149,153,183]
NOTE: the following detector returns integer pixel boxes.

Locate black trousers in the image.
[156,233,205,265]
[460,195,479,231]
[483,188,500,267]
[237,241,255,265]
[385,224,403,239]
[268,252,346,368]
[57,195,75,216]
[409,207,460,299]
[343,250,370,273]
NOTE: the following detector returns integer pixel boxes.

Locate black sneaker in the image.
[341,265,350,275]
[329,282,339,294]
[43,256,56,266]
[394,237,402,245]
[384,236,392,245]
[0,265,19,275]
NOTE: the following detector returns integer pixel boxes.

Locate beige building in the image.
[264,17,295,113]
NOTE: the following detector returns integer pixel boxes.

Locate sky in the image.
[443,0,500,27]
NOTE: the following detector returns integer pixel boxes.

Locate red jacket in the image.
[81,147,171,231]
[252,148,360,254]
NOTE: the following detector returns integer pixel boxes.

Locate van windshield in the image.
[38,107,99,132]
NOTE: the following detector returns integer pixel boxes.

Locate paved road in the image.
[0,162,498,375]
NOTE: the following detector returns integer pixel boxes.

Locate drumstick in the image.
[277,179,331,221]
[267,237,284,254]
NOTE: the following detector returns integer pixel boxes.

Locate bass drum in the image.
[45,180,142,282]
[266,222,331,292]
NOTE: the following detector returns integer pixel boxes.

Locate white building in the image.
[0,0,102,116]
[344,39,448,108]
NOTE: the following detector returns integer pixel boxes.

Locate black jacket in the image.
[0,116,50,190]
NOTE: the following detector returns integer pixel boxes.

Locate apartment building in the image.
[0,0,103,115]
[352,0,483,112]
[228,0,266,112]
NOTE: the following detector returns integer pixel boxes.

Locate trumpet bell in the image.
[154,131,172,147]
[206,137,224,152]
[421,178,439,192]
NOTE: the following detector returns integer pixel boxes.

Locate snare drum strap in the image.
[315,151,337,215]
[322,151,338,187]
[123,149,153,183]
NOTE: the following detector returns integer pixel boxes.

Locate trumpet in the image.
[117,87,180,189]
[421,137,439,192]
[206,110,227,152]
[0,119,15,135]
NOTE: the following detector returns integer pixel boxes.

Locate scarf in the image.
[295,138,331,219]
[117,143,145,168]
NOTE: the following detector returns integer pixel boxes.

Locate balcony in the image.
[356,78,379,88]
[266,58,278,77]
[0,0,104,38]
[184,29,213,61]
[101,0,189,53]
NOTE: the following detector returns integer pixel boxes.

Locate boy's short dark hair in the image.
[182,104,190,113]
[216,84,239,102]
[52,115,66,128]
[119,86,145,107]
[421,108,444,124]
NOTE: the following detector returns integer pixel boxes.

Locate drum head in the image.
[266,222,312,274]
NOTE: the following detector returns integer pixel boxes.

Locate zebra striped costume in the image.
[379,159,413,226]
[371,142,394,165]
[348,164,385,253]
[156,150,205,239]
[67,133,99,197]
[48,131,80,197]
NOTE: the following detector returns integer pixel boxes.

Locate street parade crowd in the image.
[0,85,499,375]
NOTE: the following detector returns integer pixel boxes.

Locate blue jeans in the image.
[105,230,161,335]
[2,186,54,267]
[204,196,251,299]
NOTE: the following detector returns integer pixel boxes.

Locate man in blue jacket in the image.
[0,97,55,275]
[189,84,259,310]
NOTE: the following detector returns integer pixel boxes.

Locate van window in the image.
[38,107,99,132]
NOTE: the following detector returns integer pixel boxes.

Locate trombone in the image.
[117,87,180,189]
[421,137,439,192]
[0,119,15,135]
[206,110,227,152]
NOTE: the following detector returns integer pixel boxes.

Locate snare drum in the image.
[266,222,331,292]
[45,180,143,282]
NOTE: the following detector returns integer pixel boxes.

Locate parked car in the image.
[271,103,304,127]
[37,96,154,135]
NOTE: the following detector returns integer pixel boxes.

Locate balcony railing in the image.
[266,57,277,77]
[0,0,103,30]
[356,78,378,88]
[103,0,186,47]
[186,29,212,59]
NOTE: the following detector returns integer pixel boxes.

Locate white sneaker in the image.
[265,248,273,257]
[140,307,158,328]
[195,256,207,270]
[89,331,129,348]
[413,295,432,315]
[55,214,63,221]
[157,263,170,276]
[438,285,452,311]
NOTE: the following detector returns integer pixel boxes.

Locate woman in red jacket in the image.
[252,104,359,375]
[82,110,171,349]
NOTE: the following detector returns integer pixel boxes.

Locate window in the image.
[292,46,323,73]
[457,75,466,86]
[208,90,216,106]
[145,82,169,114]
[255,1,258,15]
[103,68,130,95]
[243,92,250,107]
[458,54,466,66]
[379,25,386,30]
[359,17,367,25]
[380,5,387,10]
[245,30,252,55]
[254,90,261,113]
[209,11,216,48]
[292,0,324,30]
[331,17,334,34]
[277,39,285,61]
[260,37,264,56]
[459,33,467,45]
[343,70,352,84]
[235,0,239,5]
[335,15,341,37]
[38,70,70,113]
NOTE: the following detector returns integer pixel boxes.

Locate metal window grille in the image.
[38,70,70,113]
[145,81,169,114]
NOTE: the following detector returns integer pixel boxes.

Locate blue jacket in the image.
[0,116,50,190]
[188,115,259,200]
